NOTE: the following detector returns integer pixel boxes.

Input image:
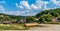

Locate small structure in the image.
[52,18,57,22]
[20,19,26,24]
[57,18,60,22]
[52,17,60,22]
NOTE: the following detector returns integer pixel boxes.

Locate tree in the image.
[39,16,45,23]
[50,12,59,17]
[26,16,36,23]
[38,14,53,23]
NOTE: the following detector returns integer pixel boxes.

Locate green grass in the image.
[0,22,60,30]
[0,26,20,30]
[43,22,60,24]
[0,24,29,30]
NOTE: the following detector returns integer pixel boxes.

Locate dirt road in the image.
[1,24,60,31]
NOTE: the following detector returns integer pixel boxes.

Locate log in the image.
[25,23,39,27]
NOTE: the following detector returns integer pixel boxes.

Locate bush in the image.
[44,22,60,24]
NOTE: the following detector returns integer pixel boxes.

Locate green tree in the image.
[26,16,36,23]
[38,14,53,23]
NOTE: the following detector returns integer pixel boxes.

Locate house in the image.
[52,18,57,22]
[52,17,60,22]
[18,19,26,24]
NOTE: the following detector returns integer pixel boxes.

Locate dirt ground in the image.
[1,24,60,31]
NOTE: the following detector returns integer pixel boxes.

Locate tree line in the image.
[0,8,60,24]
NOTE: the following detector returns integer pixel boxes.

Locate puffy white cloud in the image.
[55,1,60,6]
[0,5,5,11]
[15,3,24,9]
[36,0,43,9]
[44,2,49,9]
[20,1,31,9]
[16,1,40,10]
[50,0,60,6]
[16,0,49,11]
[50,0,56,3]
[8,11,18,15]
[19,6,24,9]
[36,0,49,10]
[7,11,25,15]
[15,0,50,16]
[31,4,38,10]
[15,0,60,16]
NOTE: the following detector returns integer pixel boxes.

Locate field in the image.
[0,24,29,30]
[0,22,60,31]
[0,24,60,31]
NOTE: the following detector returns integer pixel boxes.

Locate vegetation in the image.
[35,8,60,23]
[26,16,36,23]
[25,8,60,23]
[0,8,60,24]
[0,8,60,30]
[0,13,24,24]
[0,24,29,30]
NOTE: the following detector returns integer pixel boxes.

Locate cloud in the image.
[15,1,31,16]
[25,12,38,16]
[20,1,31,10]
[15,1,40,10]
[15,3,24,9]
[15,0,60,16]
[31,4,38,10]
[0,5,5,11]
[15,0,50,16]
[7,11,25,16]
[36,0,49,10]
[50,0,60,6]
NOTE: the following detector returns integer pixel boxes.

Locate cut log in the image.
[25,23,39,27]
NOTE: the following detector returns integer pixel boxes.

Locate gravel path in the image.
[1,24,60,31]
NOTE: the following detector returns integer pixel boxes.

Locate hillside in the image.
[0,13,24,24]
[0,8,60,23]
[36,8,60,18]
[35,8,60,23]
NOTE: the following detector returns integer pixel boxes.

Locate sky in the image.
[0,0,60,16]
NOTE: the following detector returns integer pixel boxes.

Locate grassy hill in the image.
[35,8,60,23]
[36,8,60,18]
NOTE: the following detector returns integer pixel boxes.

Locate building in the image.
[52,18,57,22]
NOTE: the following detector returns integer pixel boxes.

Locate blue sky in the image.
[0,0,60,16]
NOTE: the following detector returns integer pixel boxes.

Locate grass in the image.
[0,22,60,30]
[0,23,46,30]
[42,22,60,24]
[0,24,29,30]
